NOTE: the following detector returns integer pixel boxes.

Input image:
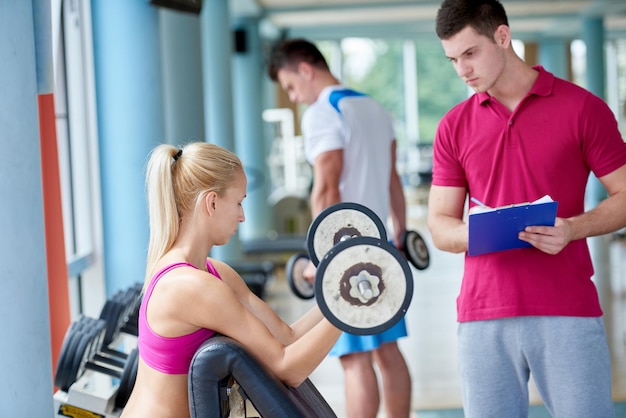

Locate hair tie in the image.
[173,149,183,161]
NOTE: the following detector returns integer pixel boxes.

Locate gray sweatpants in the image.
[458,316,614,418]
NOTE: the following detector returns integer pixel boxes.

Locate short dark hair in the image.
[435,0,509,41]
[267,38,330,81]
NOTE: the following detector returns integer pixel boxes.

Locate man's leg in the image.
[525,316,614,418]
[458,319,530,418]
[373,341,411,418]
[340,351,379,418]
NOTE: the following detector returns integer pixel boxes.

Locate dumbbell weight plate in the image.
[315,236,413,335]
[66,330,97,391]
[115,348,139,409]
[120,285,143,336]
[404,230,430,270]
[307,202,387,266]
[286,252,315,299]
[100,298,126,347]
[54,324,81,391]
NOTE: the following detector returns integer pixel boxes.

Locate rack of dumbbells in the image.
[53,283,143,417]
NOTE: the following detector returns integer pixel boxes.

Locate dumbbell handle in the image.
[84,361,122,379]
[93,353,126,369]
[101,346,129,360]
[356,273,373,300]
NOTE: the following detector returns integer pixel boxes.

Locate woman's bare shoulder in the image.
[148,262,233,324]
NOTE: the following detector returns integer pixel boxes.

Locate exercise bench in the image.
[188,335,337,418]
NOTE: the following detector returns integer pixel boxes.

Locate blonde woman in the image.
[121,142,341,418]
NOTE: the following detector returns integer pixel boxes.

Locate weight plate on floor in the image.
[307,202,387,266]
[315,236,413,335]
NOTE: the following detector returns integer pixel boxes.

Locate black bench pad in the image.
[188,335,337,418]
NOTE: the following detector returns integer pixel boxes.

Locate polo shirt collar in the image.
[476,65,554,105]
[528,65,553,97]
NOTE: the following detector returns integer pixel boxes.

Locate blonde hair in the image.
[144,142,243,281]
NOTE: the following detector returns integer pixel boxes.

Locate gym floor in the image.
[262,187,626,418]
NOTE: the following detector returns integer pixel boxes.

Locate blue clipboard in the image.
[468,201,558,256]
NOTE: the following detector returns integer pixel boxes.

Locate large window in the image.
[314,38,467,185]
[52,0,105,319]
[610,39,626,136]
[318,38,467,146]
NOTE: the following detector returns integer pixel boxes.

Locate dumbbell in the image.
[286,251,314,299]
[402,229,430,270]
[54,316,139,409]
[288,202,414,335]
[286,202,389,300]
[286,202,430,299]
[99,284,143,347]
[54,285,142,405]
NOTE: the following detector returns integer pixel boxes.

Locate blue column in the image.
[200,0,234,151]
[232,19,273,242]
[538,38,569,79]
[160,9,204,144]
[581,16,610,306]
[0,1,54,414]
[582,17,606,101]
[582,17,607,207]
[200,0,241,261]
[92,0,164,294]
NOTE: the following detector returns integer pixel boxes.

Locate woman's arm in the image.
[211,259,324,345]
[176,271,340,387]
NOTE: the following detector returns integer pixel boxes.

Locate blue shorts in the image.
[329,317,408,357]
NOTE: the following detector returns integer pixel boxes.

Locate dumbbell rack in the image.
[53,284,142,418]
[53,334,137,417]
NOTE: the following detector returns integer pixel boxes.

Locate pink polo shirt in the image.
[433,66,626,321]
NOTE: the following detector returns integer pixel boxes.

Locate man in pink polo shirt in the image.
[428,0,626,417]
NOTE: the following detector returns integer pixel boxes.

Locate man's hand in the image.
[518,217,573,255]
[303,260,317,285]
[392,229,405,251]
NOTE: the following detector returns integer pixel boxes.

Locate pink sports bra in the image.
[138,260,220,374]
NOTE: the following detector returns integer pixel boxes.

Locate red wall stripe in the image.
[38,93,71,386]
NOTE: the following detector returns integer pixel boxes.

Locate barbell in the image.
[287,202,430,299]
[287,202,416,335]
